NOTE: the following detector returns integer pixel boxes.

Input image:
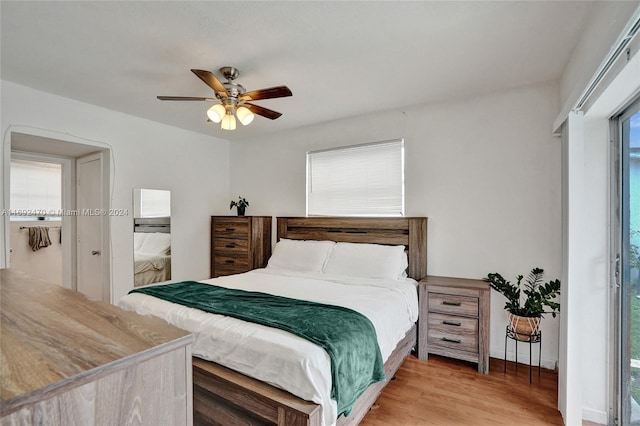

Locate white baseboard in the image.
[490,346,557,370]
[582,406,607,425]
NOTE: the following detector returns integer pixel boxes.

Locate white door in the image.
[612,98,640,426]
[76,153,104,301]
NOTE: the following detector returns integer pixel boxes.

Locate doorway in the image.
[7,131,111,302]
[8,153,68,287]
[613,96,640,425]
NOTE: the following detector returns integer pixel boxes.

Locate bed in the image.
[120,216,427,426]
[133,217,171,286]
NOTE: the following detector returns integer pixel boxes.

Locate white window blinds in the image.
[10,159,62,215]
[140,189,171,218]
[307,139,404,216]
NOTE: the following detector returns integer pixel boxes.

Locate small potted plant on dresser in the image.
[485,267,561,341]
[229,196,249,216]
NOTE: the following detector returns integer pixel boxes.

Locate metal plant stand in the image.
[504,325,542,383]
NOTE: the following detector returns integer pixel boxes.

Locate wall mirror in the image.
[133,189,171,286]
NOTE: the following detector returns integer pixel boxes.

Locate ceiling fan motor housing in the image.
[220,66,240,81]
[219,67,245,100]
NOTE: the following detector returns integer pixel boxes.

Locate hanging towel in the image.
[28,227,52,251]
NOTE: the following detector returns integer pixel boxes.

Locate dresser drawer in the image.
[213,220,248,238]
[214,265,249,277]
[214,238,249,253]
[428,314,478,353]
[428,293,478,317]
[214,254,249,269]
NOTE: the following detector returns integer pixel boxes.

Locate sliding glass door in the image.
[613,97,640,426]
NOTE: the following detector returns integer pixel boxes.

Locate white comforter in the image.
[118,268,419,426]
[134,251,170,274]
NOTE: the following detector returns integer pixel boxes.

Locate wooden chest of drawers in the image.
[210,216,272,277]
[418,275,490,373]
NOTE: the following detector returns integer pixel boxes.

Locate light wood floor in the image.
[361,355,561,426]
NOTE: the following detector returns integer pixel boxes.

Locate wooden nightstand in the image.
[210,216,272,278]
[418,275,490,374]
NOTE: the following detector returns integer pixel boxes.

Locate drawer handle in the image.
[225,260,235,264]
[442,301,461,306]
[225,244,235,248]
[441,337,461,344]
[443,320,461,326]
[225,228,235,232]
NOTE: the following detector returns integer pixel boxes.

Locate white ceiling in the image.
[1,1,595,142]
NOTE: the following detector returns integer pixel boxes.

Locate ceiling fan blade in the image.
[245,103,283,120]
[157,96,216,101]
[191,69,229,97]
[240,86,292,101]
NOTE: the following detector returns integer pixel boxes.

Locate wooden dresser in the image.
[210,216,272,278]
[418,275,490,374]
[0,269,194,425]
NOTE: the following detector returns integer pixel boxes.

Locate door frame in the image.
[1,127,112,301]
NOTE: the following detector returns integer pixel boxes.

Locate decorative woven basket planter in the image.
[508,313,541,342]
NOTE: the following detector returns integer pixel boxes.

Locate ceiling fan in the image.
[157,67,292,131]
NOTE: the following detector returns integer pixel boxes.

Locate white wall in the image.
[559,112,614,426]
[231,81,563,368]
[1,80,231,302]
[582,117,610,424]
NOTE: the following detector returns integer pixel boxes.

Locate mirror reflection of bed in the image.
[133,189,171,287]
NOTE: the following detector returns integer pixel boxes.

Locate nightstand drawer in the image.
[427,313,478,336]
[214,238,249,253]
[428,334,477,353]
[213,220,248,238]
[428,312,478,353]
[428,293,478,317]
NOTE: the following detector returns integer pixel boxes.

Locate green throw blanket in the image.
[130,281,385,416]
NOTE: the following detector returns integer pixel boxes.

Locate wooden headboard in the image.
[276,217,427,280]
[133,217,171,233]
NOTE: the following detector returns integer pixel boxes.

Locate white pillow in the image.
[266,239,335,273]
[133,232,147,251]
[323,242,408,280]
[139,232,171,255]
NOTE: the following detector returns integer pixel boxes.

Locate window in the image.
[10,159,62,219]
[139,189,171,218]
[306,139,404,216]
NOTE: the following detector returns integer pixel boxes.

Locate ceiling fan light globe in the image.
[236,106,255,126]
[207,104,226,123]
[221,113,236,130]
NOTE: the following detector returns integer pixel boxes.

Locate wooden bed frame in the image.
[193,216,428,426]
[133,216,171,233]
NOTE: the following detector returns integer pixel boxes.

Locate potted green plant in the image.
[229,196,249,216]
[485,267,561,341]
